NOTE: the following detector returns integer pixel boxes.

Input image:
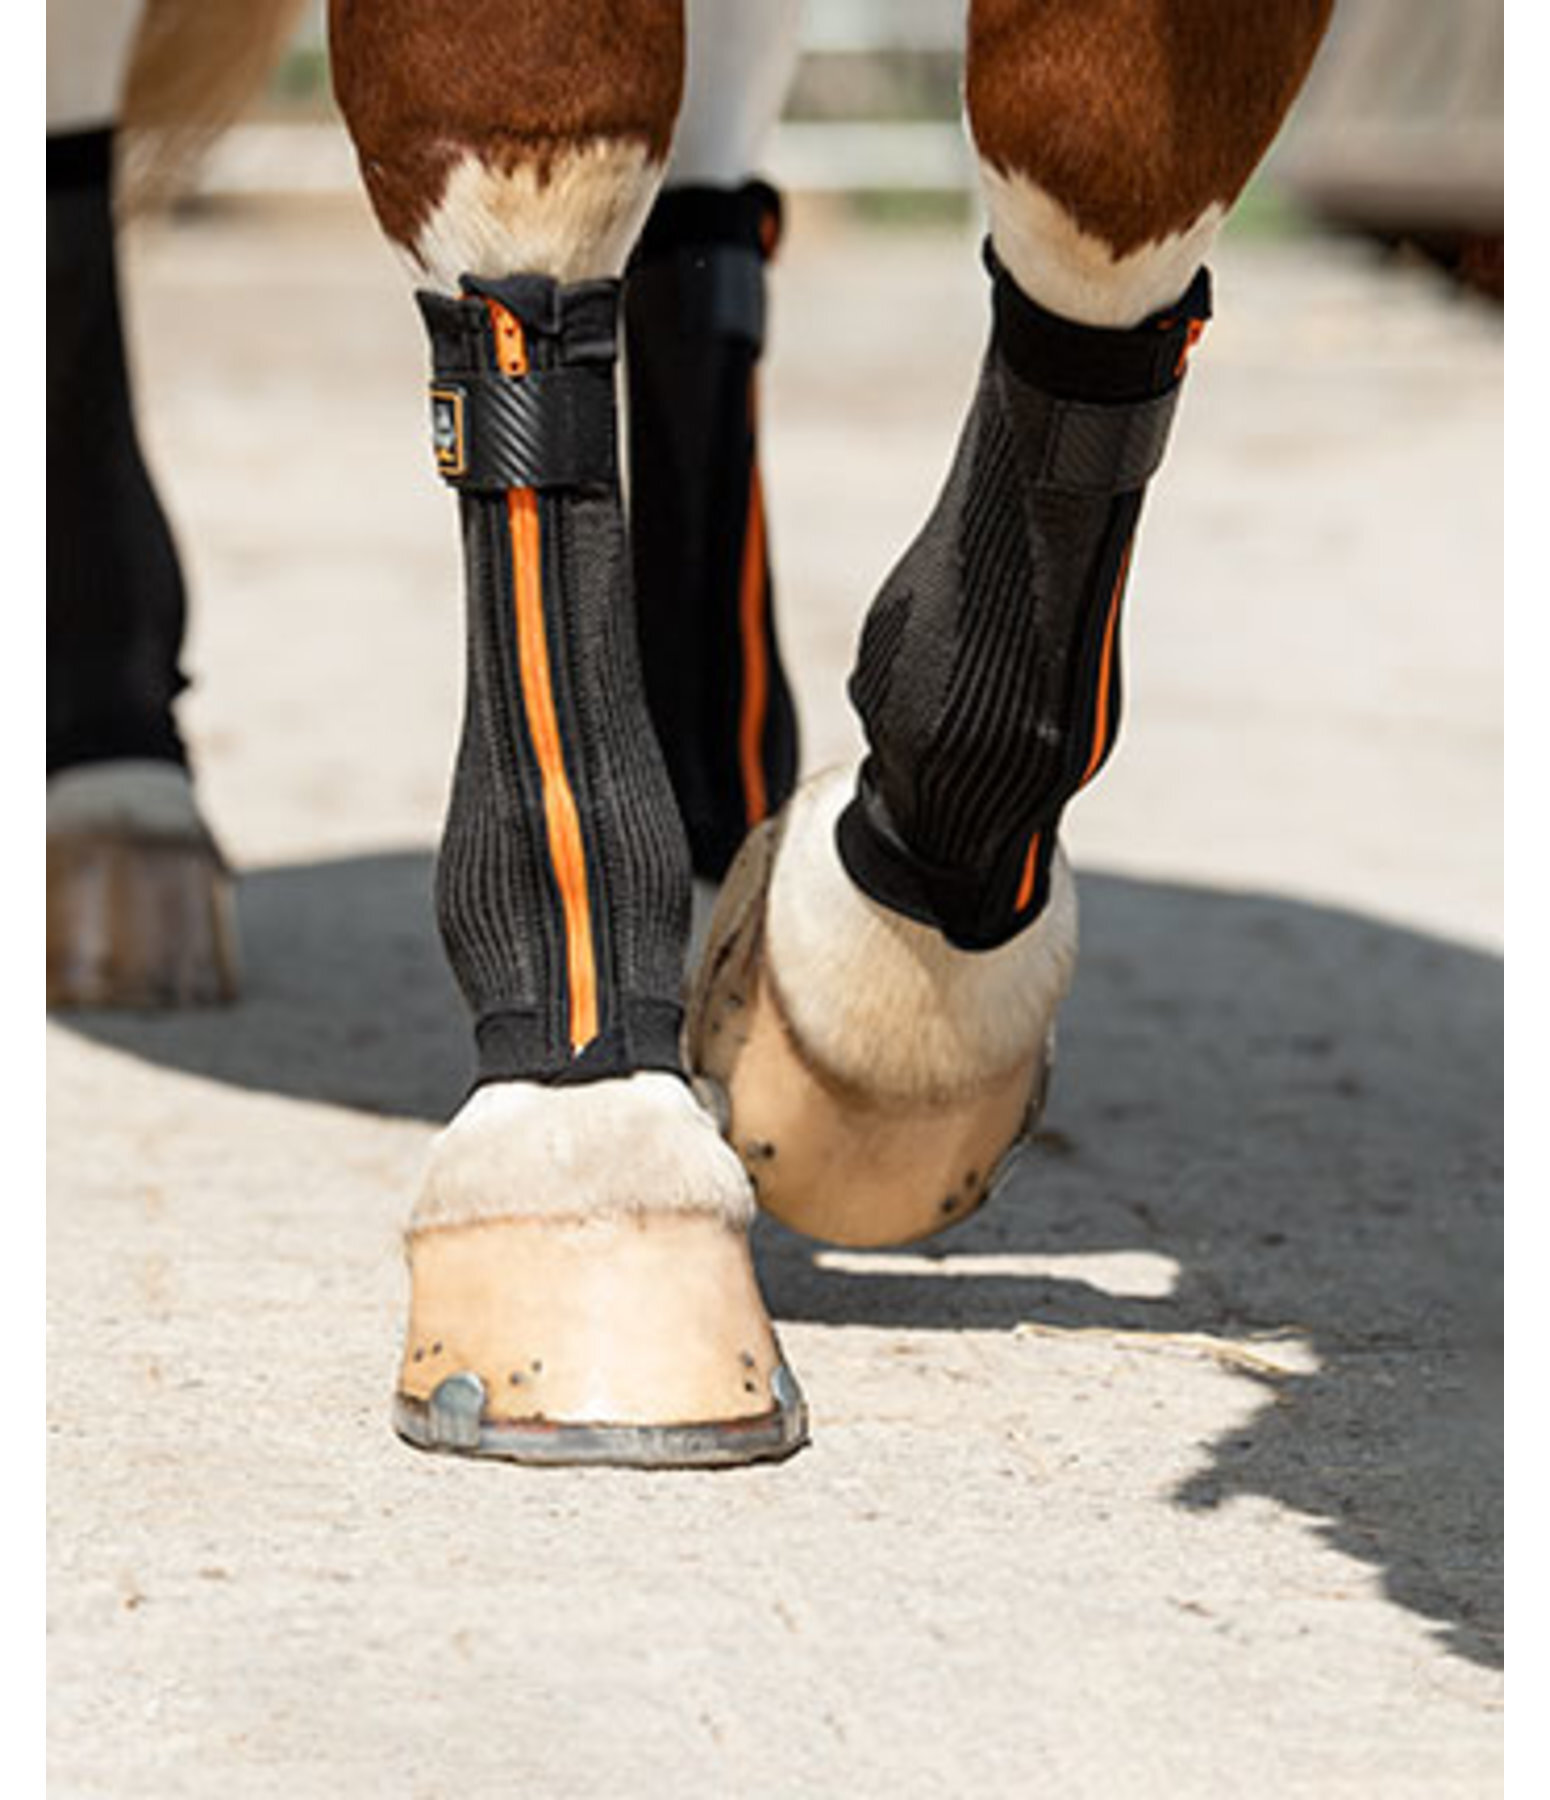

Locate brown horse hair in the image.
[966,0,1334,258]
[329,0,685,261]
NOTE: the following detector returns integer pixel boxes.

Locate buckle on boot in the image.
[418,278,621,493]
[425,367,617,493]
[430,385,468,477]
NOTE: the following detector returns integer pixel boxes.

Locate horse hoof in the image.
[47,833,240,1010]
[46,761,241,1011]
[685,775,1070,1250]
[393,1074,807,1468]
[394,1213,807,1467]
[47,831,240,1010]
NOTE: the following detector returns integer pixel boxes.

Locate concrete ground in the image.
[48,193,1502,1797]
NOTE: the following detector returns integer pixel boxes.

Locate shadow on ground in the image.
[57,848,1503,1669]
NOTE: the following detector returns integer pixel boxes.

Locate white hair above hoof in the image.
[409,1070,755,1236]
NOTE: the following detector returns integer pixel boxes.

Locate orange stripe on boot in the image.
[1078,535,1135,790]
[736,372,771,827]
[1014,829,1043,914]
[486,299,600,1054]
[1015,534,1135,919]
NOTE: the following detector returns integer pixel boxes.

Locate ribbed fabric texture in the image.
[420,275,692,1088]
[623,181,798,880]
[837,246,1212,950]
[48,128,190,775]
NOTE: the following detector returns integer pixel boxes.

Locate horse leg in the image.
[689,0,1334,1247]
[47,0,239,1007]
[623,0,806,879]
[329,0,806,1464]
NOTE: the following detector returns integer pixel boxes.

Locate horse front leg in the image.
[329,0,806,1465]
[689,0,1334,1247]
[46,0,240,1008]
[623,0,805,879]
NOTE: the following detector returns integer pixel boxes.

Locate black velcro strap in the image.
[706,245,765,345]
[429,366,617,492]
[1023,385,1182,495]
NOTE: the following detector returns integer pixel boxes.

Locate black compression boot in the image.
[48,127,190,775]
[837,244,1213,947]
[623,181,798,881]
[418,273,694,1087]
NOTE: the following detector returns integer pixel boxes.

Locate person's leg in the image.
[623,0,805,879]
[329,0,805,1464]
[46,0,238,1007]
[690,0,1333,1246]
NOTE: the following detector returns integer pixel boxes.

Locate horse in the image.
[47,0,1335,1466]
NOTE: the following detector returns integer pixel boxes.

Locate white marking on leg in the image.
[47,759,207,841]
[410,1071,755,1234]
[764,769,1079,1101]
[980,163,1223,329]
[411,141,662,293]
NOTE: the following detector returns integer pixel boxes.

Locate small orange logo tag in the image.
[430,386,466,477]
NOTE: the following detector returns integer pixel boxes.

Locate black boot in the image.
[48,128,190,776]
[837,244,1212,949]
[418,273,694,1087]
[623,182,799,881]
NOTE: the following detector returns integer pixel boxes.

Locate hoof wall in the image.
[393,1213,808,1469]
[47,832,239,1009]
[687,819,1047,1250]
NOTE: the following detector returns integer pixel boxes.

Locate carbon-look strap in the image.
[429,366,617,492]
[1013,382,1181,495]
